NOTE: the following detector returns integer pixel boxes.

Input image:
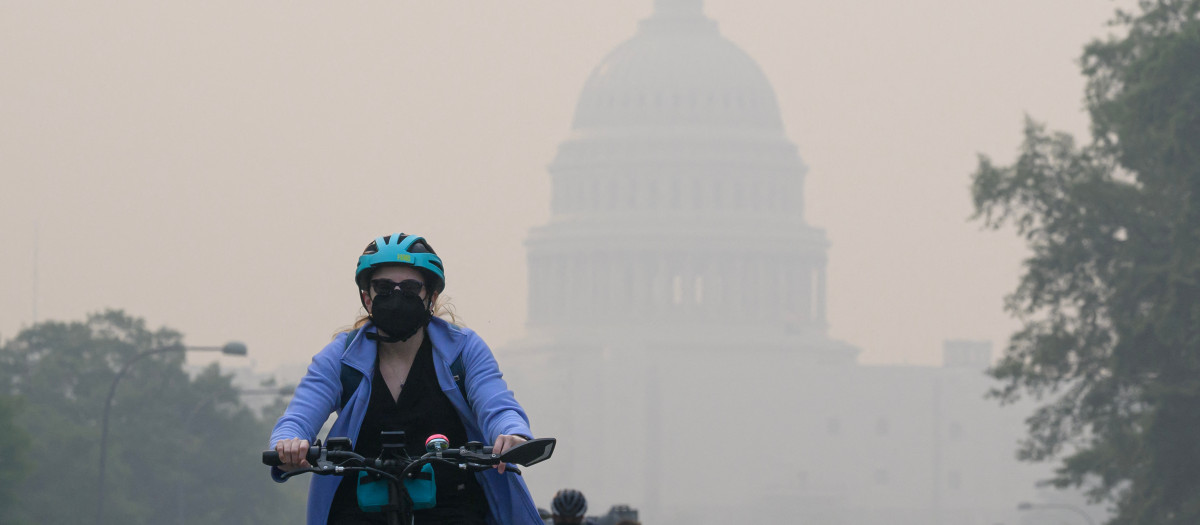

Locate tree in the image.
[971,1,1200,523]
[0,310,305,524]
[0,394,31,524]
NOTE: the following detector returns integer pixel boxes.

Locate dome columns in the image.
[526,240,829,334]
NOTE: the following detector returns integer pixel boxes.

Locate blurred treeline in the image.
[0,310,305,524]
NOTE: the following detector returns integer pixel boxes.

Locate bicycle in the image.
[263,432,556,525]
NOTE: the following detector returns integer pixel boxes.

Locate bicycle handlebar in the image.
[263,446,395,466]
[263,437,555,476]
[262,447,319,467]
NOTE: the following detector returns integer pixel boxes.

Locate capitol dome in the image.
[525,0,851,362]
[571,0,784,132]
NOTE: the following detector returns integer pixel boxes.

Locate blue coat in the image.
[269,317,543,525]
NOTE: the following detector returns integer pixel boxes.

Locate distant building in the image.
[506,2,1063,524]
[942,340,993,370]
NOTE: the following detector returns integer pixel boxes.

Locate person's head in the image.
[354,233,447,340]
[355,233,445,300]
[551,488,587,525]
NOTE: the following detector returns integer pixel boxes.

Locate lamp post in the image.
[95,341,247,524]
[1017,501,1096,525]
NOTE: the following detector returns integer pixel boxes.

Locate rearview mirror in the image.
[498,438,556,466]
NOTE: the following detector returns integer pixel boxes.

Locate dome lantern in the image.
[653,0,704,18]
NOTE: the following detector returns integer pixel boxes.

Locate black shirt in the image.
[328,335,489,524]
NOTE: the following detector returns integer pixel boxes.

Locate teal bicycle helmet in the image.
[355,233,445,293]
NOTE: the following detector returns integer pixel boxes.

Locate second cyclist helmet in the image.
[355,233,445,293]
[551,488,587,518]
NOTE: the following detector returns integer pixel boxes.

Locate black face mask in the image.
[368,291,433,343]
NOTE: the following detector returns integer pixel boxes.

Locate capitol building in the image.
[504,1,1078,523]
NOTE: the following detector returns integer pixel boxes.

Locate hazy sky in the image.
[1,1,1134,371]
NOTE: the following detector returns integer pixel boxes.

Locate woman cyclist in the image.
[268,233,542,524]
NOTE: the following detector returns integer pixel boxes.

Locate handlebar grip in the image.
[263,450,283,466]
[262,446,321,466]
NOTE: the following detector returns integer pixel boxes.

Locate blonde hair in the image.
[337,295,461,338]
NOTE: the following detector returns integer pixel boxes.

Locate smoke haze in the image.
[0,1,1131,371]
[0,1,1145,523]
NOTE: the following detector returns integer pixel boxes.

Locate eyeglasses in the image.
[370,278,425,296]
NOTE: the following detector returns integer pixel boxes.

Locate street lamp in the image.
[95,341,248,524]
[1017,501,1096,525]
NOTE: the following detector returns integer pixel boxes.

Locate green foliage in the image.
[971,1,1200,523]
[0,394,32,524]
[0,310,305,524]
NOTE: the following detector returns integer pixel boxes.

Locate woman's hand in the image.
[492,434,527,474]
[275,437,312,472]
